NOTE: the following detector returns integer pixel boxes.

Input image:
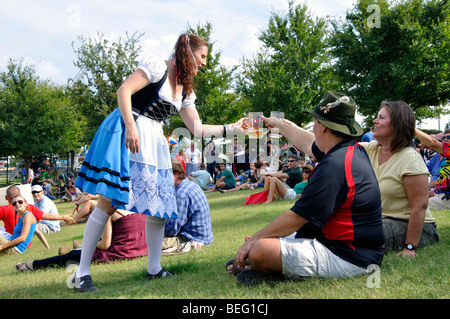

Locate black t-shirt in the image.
[290,140,384,268]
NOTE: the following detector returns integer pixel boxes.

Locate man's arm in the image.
[263,116,315,158]
[41,212,73,224]
[415,128,444,155]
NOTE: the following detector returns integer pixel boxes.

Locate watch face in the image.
[406,244,414,250]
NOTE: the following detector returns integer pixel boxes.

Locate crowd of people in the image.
[0,33,444,292]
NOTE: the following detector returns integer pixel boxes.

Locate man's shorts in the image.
[283,188,297,200]
[280,237,367,279]
[224,182,235,190]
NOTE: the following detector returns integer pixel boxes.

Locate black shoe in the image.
[73,275,98,292]
[236,269,285,286]
[146,268,173,280]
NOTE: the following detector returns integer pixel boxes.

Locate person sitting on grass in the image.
[15,210,148,271]
[222,162,261,193]
[163,160,213,252]
[0,195,37,256]
[70,193,100,224]
[205,163,236,193]
[228,91,385,285]
[260,154,303,202]
[293,164,313,198]
[59,180,79,203]
[0,186,73,249]
[188,163,212,190]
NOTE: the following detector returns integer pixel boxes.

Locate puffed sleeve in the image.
[137,56,167,83]
[181,91,196,109]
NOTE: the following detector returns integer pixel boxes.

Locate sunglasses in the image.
[303,170,311,174]
[442,136,450,140]
[287,160,297,163]
[12,200,24,206]
[32,191,42,194]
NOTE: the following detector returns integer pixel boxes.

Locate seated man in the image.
[188,163,212,190]
[32,185,60,234]
[261,154,303,202]
[164,160,213,252]
[231,91,384,285]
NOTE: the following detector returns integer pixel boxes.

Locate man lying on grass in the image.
[229,92,385,285]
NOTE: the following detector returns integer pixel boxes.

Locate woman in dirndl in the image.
[73,33,247,292]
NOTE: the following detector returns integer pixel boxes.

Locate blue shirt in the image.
[191,170,211,189]
[34,195,60,231]
[361,131,376,142]
[165,179,213,245]
[426,153,446,182]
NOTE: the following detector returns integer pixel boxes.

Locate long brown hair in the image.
[380,101,416,153]
[172,33,208,96]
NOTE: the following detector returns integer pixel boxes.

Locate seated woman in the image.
[0,195,37,255]
[15,210,147,270]
[59,180,78,203]
[293,164,313,198]
[359,101,439,256]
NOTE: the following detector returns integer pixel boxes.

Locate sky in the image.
[0,0,447,130]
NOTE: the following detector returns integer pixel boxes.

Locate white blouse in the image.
[137,56,196,111]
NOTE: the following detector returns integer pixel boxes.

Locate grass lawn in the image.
[0,188,448,301]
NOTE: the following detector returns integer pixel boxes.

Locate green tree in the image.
[165,22,244,136]
[330,0,450,123]
[69,32,143,143]
[0,59,82,179]
[235,1,336,126]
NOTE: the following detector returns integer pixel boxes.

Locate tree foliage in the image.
[69,32,143,143]
[0,59,82,168]
[330,0,450,124]
[235,1,336,126]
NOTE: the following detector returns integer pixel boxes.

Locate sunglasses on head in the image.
[12,200,24,206]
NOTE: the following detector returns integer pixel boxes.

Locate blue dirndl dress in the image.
[75,57,185,219]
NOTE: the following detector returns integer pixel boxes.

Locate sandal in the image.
[15,262,33,271]
[226,259,249,276]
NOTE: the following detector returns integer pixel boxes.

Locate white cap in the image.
[31,185,43,192]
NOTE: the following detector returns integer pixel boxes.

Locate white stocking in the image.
[145,216,166,275]
[76,207,110,277]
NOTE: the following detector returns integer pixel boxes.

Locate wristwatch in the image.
[404,243,416,251]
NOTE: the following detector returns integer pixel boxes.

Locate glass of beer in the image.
[248,112,263,139]
[269,111,284,138]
